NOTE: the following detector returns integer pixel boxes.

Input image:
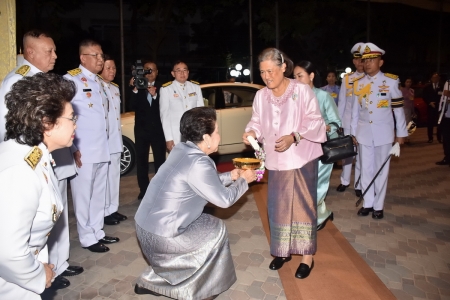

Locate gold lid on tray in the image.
[232,158,261,170]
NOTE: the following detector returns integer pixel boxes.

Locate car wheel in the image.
[121,136,136,176]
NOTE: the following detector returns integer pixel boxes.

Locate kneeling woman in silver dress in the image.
[134,107,256,300]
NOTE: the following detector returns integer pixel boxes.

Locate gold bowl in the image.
[232,158,261,170]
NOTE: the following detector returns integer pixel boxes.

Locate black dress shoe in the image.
[295,260,314,279]
[336,184,349,192]
[99,236,120,244]
[428,139,433,143]
[357,207,374,216]
[269,256,291,270]
[112,211,128,221]
[355,189,362,197]
[372,210,384,219]
[84,242,110,252]
[436,158,449,165]
[49,275,70,290]
[317,212,334,231]
[138,192,145,200]
[61,265,84,277]
[104,215,120,225]
[134,284,161,296]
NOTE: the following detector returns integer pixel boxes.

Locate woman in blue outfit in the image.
[321,71,340,106]
[293,61,342,230]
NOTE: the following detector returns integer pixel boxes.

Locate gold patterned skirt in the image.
[267,159,318,257]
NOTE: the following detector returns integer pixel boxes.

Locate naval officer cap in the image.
[360,42,385,59]
[351,42,364,58]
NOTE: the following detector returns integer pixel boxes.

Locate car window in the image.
[221,87,257,108]
[202,88,216,108]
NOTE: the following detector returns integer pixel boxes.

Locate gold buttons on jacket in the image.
[369,111,373,114]
[369,121,373,123]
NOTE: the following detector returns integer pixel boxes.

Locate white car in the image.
[120,82,264,175]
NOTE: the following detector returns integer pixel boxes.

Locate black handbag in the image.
[320,122,357,164]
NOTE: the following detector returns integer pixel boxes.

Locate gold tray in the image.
[232,158,261,170]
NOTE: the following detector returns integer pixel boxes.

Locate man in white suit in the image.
[0,30,56,141]
[351,43,407,220]
[336,42,365,196]
[64,39,120,253]
[98,55,127,225]
[160,61,204,152]
[0,30,83,290]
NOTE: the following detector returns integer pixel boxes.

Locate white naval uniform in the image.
[47,146,77,276]
[0,60,41,142]
[351,71,407,210]
[0,141,63,300]
[159,80,204,145]
[99,77,123,216]
[338,71,364,187]
[64,65,110,247]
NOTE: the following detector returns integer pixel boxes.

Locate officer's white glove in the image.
[390,142,400,157]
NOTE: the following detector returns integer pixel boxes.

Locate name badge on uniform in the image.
[83,89,92,92]
[188,92,197,97]
[377,100,389,108]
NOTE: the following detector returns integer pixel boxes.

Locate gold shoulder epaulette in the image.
[67,68,82,77]
[111,81,119,87]
[24,146,42,170]
[15,65,31,76]
[162,81,172,87]
[96,74,103,80]
[354,73,365,81]
[384,73,399,80]
[190,80,200,85]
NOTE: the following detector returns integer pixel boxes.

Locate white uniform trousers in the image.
[340,128,361,188]
[105,153,121,216]
[47,179,70,276]
[359,143,391,210]
[71,162,108,247]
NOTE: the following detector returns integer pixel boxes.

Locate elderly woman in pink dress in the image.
[243,48,326,279]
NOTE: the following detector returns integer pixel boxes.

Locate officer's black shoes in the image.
[104,215,120,225]
[269,256,291,270]
[134,284,162,296]
[61,265,84,277]
[428,139,433,143]
[84,242,110,252]
[99,236,120,244]
[49,275,70,290]
[112,211,128,221]
[317,212,334,231]
[372,210,384,219]
[357,207,374,216]
[355,189,362,197]
[435,158,449,165]
[295,260,314,279]
[336,184,349,192]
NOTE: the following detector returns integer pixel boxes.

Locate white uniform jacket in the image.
[0,60,42,142]
[64,65,110,163]
[99,76,123,154]
[338,71,365,130]
[0,141,63,299]
[159,80,204,144]
[351,71,408,146]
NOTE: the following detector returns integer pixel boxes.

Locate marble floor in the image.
[42,127,450,300]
